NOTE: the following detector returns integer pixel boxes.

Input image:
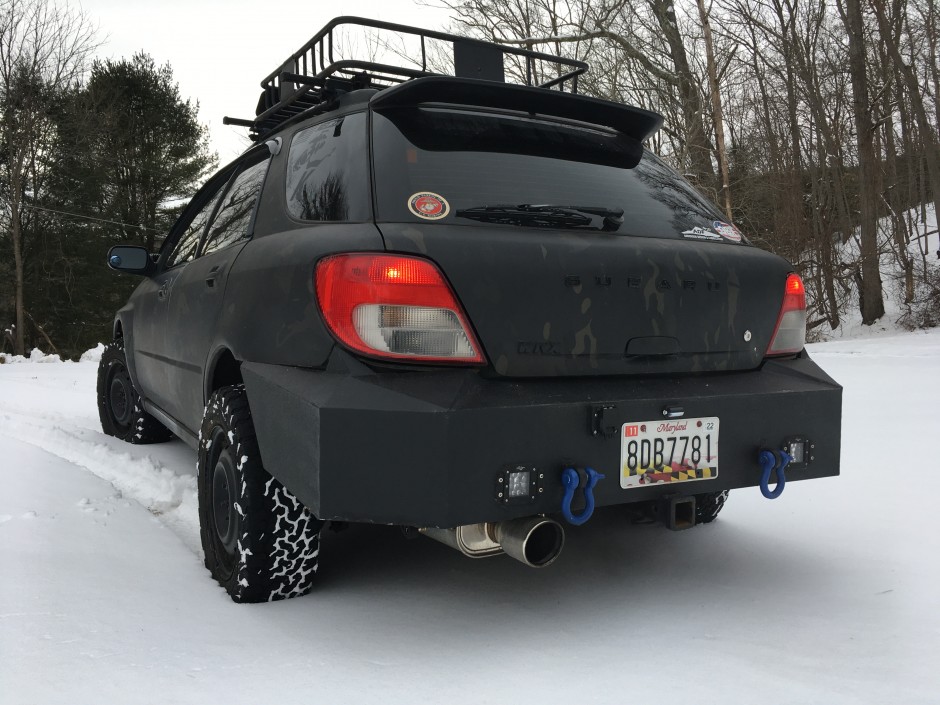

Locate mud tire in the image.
[97,338,173,444]
[197,385,322,603]
[694,490,729,525]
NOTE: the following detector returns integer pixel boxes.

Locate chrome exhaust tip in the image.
[492,517,565,568]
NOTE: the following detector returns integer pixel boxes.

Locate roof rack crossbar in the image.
[239,16,589,141]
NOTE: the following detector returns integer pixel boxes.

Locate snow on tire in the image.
[694,490,729,525]
[197,385,322,603]
[96,338,173,444]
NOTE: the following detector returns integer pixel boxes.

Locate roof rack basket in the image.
[223,16,589,141]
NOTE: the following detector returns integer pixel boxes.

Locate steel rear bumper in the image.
[242,354,841,527]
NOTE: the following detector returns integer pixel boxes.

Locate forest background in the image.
[1,0,938,359]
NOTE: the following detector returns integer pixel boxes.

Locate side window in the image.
[165,185,225,268]
[286,112,370,222]
[201,157,271,257]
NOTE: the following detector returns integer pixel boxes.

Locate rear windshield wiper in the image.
[455,204,624,232]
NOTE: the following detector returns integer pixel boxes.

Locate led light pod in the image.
[315,253,485,364]
[507,469,531,498]
[766,273,807,356]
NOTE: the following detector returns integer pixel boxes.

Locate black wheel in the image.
[197,385,323,603]
[694,490,729,524]
[97,338,173,443]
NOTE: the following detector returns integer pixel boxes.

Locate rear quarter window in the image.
[286,112,371,222]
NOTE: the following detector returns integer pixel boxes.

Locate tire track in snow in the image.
[0,408,202,554]
[0,398,103,434]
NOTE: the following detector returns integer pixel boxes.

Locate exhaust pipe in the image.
[419,523,502,558]
[420,517,566,568]
[491,517,565,568]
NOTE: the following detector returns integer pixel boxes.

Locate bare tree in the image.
[695,0,733,219]
[438,0,718,181]
[839,0,885,322]
[871,0,940,255]
[0,0,98,354]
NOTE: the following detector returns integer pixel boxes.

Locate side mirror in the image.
[108,246,155,276]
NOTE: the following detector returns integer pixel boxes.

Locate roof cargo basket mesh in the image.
[223,16,589,141]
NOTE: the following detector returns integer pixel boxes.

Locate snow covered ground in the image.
[812,203,938,342]
[1,331,938,704]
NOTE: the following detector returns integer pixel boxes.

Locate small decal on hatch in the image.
[713,221,743,242]
[407,192,450,220]
[681,226,721,241]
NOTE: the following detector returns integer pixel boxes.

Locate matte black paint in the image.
[162,244,247,430]
[378,222,788,377]
[371,77,664,146]
[242,351,841,527]
[110,72,842,532]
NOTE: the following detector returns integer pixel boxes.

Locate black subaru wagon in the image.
[99,17,842,603]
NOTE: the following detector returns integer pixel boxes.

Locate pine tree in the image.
[34,52,217,356]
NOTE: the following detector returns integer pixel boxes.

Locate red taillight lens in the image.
[315,253,486,364]
[766,273,807,356]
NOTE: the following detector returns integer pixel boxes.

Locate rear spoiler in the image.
[369,76,664,144]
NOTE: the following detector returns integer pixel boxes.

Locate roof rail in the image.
[223,16,589,141]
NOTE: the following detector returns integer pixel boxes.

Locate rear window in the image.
[372,108,742,243]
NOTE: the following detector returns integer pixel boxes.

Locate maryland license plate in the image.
[620,417,719,489]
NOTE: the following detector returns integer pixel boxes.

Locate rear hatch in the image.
[369,86,792,378]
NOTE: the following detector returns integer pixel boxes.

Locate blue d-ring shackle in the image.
[758,449,793,499]
[561,467,606,525]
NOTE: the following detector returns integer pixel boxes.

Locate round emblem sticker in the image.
[408,192,450,220]
[713,221,743,242]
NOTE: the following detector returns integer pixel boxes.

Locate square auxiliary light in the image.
[508,470,531,498]
[494,465,541,505]
[782,435,814,467]
[788,440,805,464]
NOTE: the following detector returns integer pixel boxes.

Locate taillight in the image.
[766,273,807,356]
[315,253,486,364]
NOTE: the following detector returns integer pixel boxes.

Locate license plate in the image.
[620,417,719,489]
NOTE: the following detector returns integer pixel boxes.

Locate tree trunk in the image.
[878,42,915,304]
[10,171,27,356]
[841,0,885,323]
[696,0,733,220]
[647,0,716,181]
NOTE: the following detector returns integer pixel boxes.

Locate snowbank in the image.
[1,343,105,365]
[80,342,106,363]
[0,348,64,364]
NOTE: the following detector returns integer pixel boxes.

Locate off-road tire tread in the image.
[197,385,322,603]
[97,338,173,444]
[695,490,729,525]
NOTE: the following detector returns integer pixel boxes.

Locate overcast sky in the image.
[75,0,454,165]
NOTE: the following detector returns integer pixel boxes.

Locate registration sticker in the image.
[407,191,450,220]
[621,417,719,488]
